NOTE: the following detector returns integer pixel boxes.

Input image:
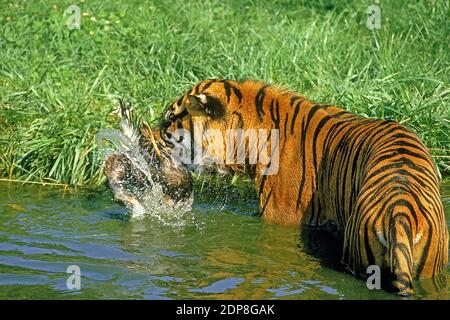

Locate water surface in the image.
[0,181,449,299]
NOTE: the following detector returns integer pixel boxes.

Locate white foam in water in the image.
[95,129,193,227]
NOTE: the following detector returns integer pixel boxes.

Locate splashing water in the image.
[95,129,192,226]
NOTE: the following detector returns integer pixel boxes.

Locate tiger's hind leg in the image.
[341,190,417,295]
[342,202,393,289]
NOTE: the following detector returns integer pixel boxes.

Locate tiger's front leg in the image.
[256,171,320,226]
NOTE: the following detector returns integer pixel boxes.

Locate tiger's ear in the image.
[186,94,225,119]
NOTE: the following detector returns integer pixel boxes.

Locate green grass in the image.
[0,0,449,186]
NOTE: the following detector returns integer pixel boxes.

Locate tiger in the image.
[130,79,448,295]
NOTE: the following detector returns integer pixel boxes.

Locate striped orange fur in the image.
[149,79,448,294]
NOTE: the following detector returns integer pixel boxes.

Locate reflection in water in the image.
[0,181,448,299]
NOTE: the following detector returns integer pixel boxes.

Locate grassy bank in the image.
[0,0,449,186]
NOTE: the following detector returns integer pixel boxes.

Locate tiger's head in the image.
[146,79,280,180]
[151,79,247,176]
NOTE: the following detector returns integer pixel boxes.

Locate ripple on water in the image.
[0,274,49,286]
[0,181,449,299]
[189,278,246,294]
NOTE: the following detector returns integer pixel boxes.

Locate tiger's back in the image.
[309,109,448,293]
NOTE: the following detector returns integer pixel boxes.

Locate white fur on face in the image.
[197,94,207,104]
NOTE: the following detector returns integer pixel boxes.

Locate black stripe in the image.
[290,100,303,134]
[201,79,215,92]
[223,80,232,103]
[255,85,269,121]
[259,188,274,217]
[295,117,307,211]
[192,83,202,95]
[231,84,243,103]
[289,95,302,108]
[269,99,280,129]
[282,112,289,151]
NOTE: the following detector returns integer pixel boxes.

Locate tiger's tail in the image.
[388,211,414,296]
